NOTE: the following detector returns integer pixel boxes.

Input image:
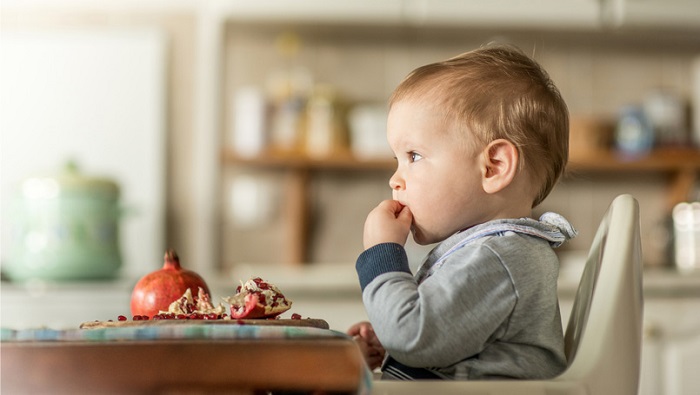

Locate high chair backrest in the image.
[558,193,644,394]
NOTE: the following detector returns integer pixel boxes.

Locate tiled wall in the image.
[221,24,699,270]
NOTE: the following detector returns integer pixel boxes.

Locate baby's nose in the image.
[389,172,403,191]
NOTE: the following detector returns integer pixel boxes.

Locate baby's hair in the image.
[389,44,569,207]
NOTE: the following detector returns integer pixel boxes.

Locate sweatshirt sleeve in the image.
[355,242,412,291]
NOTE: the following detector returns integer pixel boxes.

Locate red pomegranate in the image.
[130,249,210,318]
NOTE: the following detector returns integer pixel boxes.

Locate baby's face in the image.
[387,99,491,245]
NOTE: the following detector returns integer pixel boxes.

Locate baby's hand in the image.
[363,200,413,250]
[348,321,386,370]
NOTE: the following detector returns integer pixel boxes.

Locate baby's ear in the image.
[480,139,519,194]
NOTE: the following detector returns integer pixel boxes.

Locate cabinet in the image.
[602,0,700,30]
[641,297,700,395]
[212,0,403,25]
[211,0,700,31]
[213,0,603,30]
[403,0,601,29]
[225,148,700,265]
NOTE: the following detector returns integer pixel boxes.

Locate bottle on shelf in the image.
[303,84,349,158]
[266,31,313,157]
[615,104,654,157]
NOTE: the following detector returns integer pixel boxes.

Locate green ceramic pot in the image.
[6,162,122,281]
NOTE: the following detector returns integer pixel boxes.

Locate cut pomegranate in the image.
[224,277,292,319]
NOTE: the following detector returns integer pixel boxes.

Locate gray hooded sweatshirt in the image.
[356,213,577,380]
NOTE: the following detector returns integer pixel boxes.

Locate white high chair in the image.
[372,194,644,395]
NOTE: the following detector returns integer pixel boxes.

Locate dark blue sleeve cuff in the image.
[356,243,411,292]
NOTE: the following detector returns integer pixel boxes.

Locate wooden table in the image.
[1,325,367,394]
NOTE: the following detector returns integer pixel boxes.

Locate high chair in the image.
[372,194,644,395]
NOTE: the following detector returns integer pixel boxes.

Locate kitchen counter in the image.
[559,267,700,298]
[3,263,700,297]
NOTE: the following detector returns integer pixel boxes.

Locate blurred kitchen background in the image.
[1,1,700,394]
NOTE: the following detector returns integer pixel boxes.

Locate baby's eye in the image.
[409,152,423,162]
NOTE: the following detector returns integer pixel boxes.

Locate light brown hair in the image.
[389,44,569,207]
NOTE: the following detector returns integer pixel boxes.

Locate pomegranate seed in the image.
[176,314,186,320]
[118,315,127,321]
[291,313,302,320]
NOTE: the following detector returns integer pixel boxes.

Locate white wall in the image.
[0,29,167,278]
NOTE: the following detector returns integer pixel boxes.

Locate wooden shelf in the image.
[221,150,394,265]
[221,150,395,171]
[223,147,699,264]
[568,148,700,172]
[224,147,700,173]
[568,148,699,211]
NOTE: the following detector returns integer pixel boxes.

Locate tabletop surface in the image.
[1,324,371,395]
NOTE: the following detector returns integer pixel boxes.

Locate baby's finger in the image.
[347,323,362,337]
[358,324,374,338]
[367,354,385,370]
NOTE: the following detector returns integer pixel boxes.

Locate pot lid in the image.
[20,160,119,199]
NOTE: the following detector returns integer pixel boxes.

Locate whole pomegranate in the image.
[130,249,210,318]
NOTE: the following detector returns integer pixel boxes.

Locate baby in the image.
[348,44,577,380]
